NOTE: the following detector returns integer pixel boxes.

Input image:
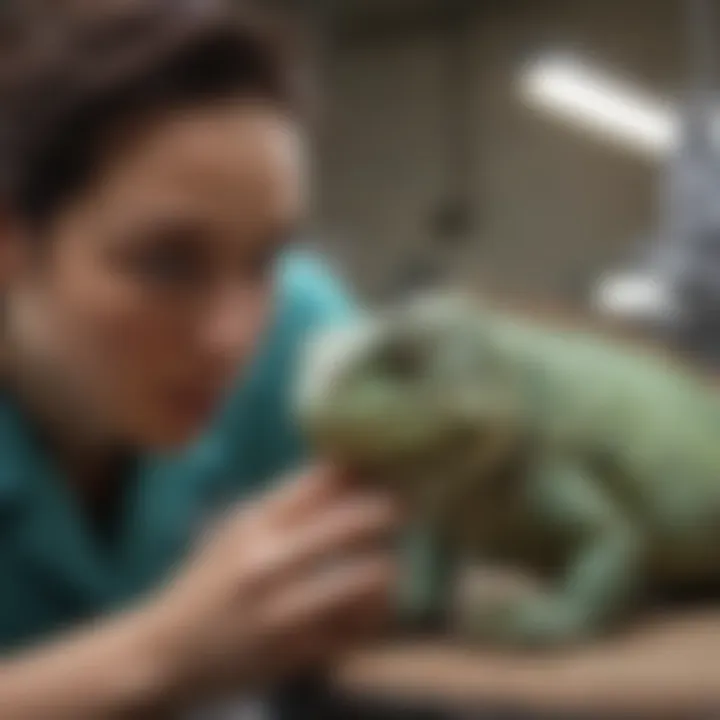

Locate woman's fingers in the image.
[255,463,346,525]
[242,493,398,588]
[260,555,396,634]
[154,464,401,697]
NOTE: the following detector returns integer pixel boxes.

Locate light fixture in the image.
[592,271,675,318]
[518,54,678,158]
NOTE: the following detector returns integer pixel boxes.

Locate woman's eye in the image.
[121,222,208,288]
[134,246,202,286]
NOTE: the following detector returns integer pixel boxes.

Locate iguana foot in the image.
[455,596,593,650]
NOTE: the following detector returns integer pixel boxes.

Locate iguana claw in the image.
[456,596,589,650]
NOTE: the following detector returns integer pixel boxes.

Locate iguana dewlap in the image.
[293,293,720,649]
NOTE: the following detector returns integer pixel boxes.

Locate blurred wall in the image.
[312,0,686,303]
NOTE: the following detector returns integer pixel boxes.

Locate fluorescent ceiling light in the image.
[592,272,674,318]
[519,55,678,158]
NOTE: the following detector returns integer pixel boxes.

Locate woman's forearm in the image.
[0,469,400,719]
[0,606,182,720]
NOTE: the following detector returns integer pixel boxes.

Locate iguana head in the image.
[294,292,521,482]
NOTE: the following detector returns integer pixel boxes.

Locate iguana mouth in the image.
[337,424,523,511]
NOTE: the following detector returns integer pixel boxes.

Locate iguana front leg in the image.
[394,463,462,635]
[396,523,457,634]
[459,457,646,649]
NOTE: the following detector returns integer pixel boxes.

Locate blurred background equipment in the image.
[653,0,720,365]
[298,0,677,303]
[583,0,720,368]
[279,0,720,355]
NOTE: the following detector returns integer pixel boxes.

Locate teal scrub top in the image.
[0,251,356,653]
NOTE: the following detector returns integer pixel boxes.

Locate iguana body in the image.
[294,294,720,649]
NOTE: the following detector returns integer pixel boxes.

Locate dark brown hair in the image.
[0,0,304,227]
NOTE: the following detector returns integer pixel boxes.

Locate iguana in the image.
[293,293,720,649]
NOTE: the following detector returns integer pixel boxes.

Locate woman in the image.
[0,1,398,716]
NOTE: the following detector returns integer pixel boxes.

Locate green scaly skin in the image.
[293,293,720,650]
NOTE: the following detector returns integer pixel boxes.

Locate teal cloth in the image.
[0,250,357,652]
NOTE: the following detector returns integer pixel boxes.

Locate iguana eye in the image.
[378,338,424,379]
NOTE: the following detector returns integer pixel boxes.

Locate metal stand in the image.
[651,0,720,367]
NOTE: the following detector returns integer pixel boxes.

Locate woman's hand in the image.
[0,466,397,719]
[148,464,400,702]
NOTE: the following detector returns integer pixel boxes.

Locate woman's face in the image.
[5,101,306,449]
